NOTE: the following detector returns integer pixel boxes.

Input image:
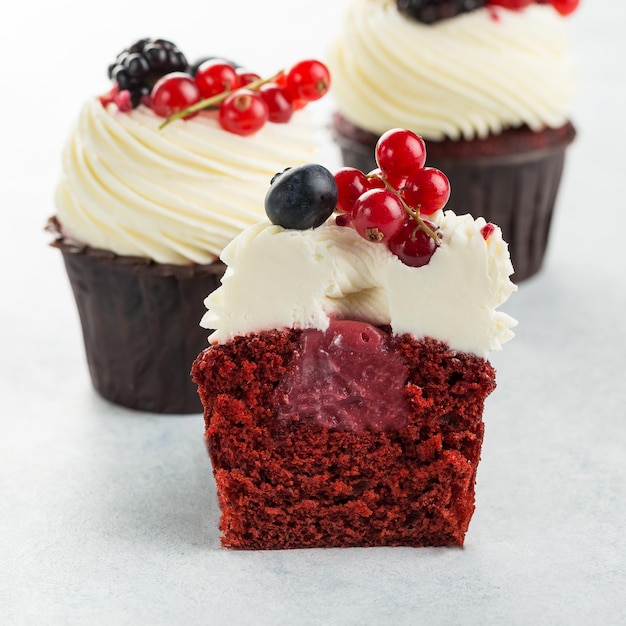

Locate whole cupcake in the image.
[50,38,331,413]
[327,0,578,281]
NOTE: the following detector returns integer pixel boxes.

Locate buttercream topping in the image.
[55,100,324,264]
[202,211,517,357]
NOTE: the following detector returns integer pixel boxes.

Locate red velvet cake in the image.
[192,129,516,549]
[193,326,495,549]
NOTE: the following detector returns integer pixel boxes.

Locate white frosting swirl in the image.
[55,99,325,264]
[327,0,575,141]
[202,213,517,357]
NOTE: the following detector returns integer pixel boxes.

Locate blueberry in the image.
[265,164,338,230]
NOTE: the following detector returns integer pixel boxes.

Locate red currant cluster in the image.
[153,59,329,135]
[101,54,330,136]
[333,128,450,268]
[488,0,579,15]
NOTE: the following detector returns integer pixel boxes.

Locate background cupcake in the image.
[50,38,330,413]
[327,0,578,281]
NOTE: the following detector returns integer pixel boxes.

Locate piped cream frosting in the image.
[202,211,517,357]
[55,100,325,265]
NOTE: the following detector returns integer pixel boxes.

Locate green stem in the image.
[159,70,284,130]
[366,173,441,243]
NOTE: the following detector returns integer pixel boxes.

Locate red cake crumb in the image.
[192,327,496,550]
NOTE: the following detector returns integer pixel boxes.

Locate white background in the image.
[2,1,626,624]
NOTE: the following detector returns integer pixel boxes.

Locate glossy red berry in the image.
[402,167,451,215]
[388,218,439,268]
[365,170,387,191]
[219,89,269,135]
[236,68,262,86]
[550,0,579,16]
[195,59,240,98]
[259,83,294,123]
[285,59,331,102]
[334,167,370,214]
[375,129,427,180]
[351,189,406,243]
[274,71,307,108]
[151,72,201,118]
[368,166,407,191]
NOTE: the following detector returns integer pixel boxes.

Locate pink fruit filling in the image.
[276,320,410,432]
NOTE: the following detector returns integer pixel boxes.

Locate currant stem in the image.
[367,173,441,244]
[159,70,284,129]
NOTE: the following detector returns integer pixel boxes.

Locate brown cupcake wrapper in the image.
[49,218,224,413]
[332,117,576,282]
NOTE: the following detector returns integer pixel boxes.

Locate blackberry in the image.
[107,38,188,108]
[396,0,486,24]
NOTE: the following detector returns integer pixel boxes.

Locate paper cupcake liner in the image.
[332,117,576,282]
[49,219,224,413]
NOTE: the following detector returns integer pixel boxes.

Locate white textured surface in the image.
[1,1,625,624]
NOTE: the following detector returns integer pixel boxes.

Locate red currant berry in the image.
[365,169,387,191]
[259,83,294,123]
[402,167,451,215]
[219,89,269,136]
[375,128,427,180]
[151,72,201,119]
[550,0,579,16]
[486,0,533,9]
[195,59,240,99]
[236,68,262,86]
[351,189,406,243]
[285,60,331,102]
[368,166,407,191]
[388,218,439,268]
[334,167,369,214]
